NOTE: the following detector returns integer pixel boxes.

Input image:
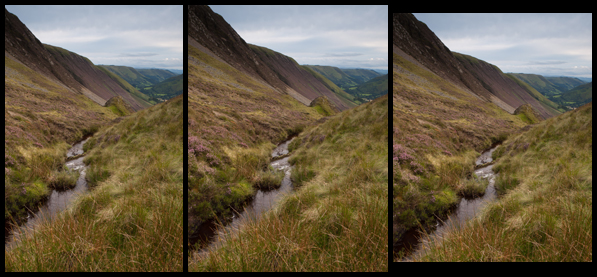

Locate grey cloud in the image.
[324,52,363,57]
[119,53,159,57]
[527,61,567,65]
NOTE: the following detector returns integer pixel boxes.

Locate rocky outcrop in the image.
[514,104,542,124]
[309,95,339,116]
[105,96,133,116]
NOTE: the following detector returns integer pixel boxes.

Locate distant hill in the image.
[509,73,588,111]
[509,73,585,96]
[558,82,592,108]
[99,65,181,103]
[140,74,183,101]
[99,65,177,89]
[351,74,388,101]
[303,65,382,92]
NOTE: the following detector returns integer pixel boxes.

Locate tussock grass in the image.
[189,95,388,271]
[5,96,184,271]
[47,167,80,190]
[414,103,592,261]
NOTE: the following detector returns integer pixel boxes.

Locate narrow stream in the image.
[5,137,91,248]
[190,137,296,256]
[395,144,500,261]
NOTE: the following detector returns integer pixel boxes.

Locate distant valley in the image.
[99,65,183,104]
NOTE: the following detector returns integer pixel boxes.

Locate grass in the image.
[5,95,184,271]
[189,95,389,272]
[412,103,592,261]
[47,166,80,190]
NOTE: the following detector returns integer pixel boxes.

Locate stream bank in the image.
[395,144,501,261]
[190,137,296,255]
[5,136,92,248]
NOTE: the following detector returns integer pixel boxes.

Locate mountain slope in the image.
[187,5,352,111]
[248,44,352,110]
[509,73,570,96]
[352,73,388,100]
[142,74,183,101]
[393,13,560,120]
[5,8,151,112]
[302,65,360,90]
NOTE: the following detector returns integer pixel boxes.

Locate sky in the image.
[413,13,592,78]
[210,5,388,71]
[6,5,183,71]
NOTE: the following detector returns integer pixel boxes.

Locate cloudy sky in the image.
[210,5,388,71]
[6,5,183,71]
[413,13,592,78]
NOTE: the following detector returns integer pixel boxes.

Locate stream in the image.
[395,144,500,261]
[190,137,296,256]
[5,137,91,248]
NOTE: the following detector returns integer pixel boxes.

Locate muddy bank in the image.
[190,137,296,254]
[395,144,501,261]
[5,137,91,247]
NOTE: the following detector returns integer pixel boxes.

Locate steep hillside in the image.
[43,44,152,111]
[187,5,352,111]
[393,13,560,120]
[248,44,352,110]
[453,53,559,119]
[5,8,151,112]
